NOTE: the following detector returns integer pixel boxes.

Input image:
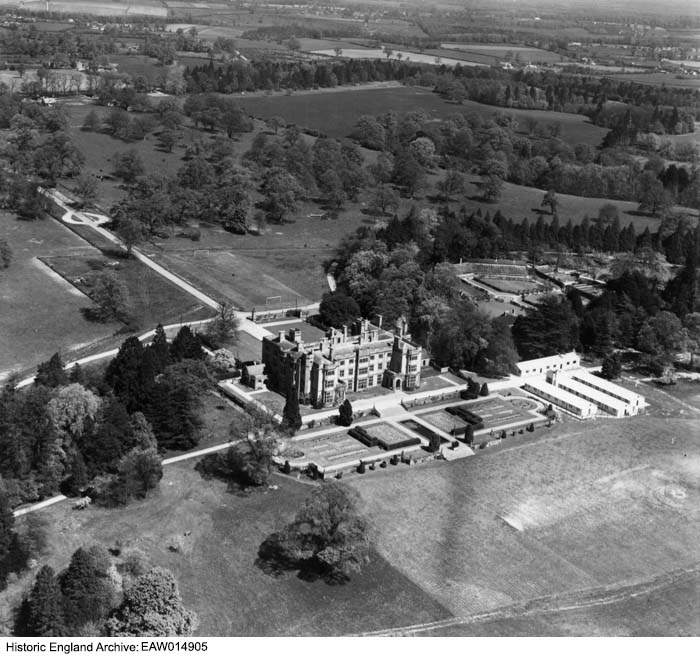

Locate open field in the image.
[0,213,119,376]
[348,414,700,633]
[151,247,327,311]
[0,462,450,636]
[608,72,700,89]
[458,174,692,232]
[0,0,167,15]
[423,566,700,636]
[42,250,212,330]
[313,48,485,68]
[439,44,567,65]
[235,85,607,147]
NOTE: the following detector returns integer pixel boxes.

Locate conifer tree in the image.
[59,546,115,630]
[0,489,16,586]
[337,399,353,427]
[150,324,171,373]
[282,387,302,433]
[17,565,66,637]
[35,353,68,388]
[170,326,204,362]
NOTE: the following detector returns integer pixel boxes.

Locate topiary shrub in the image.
[357,461,366,474]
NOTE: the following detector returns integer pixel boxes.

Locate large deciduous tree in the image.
[319,291,360,329]
[106,567,197,637]
[259,483,371,582]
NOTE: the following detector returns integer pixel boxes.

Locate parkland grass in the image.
[1,461,450,636]
[347,412,700,633]
[0,212,119,376]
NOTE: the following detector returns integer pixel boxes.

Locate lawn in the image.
[42,252,212,331]
[347,414,700,634]
[0,213,120,377]
[151,247,328,311]
[1,462,450,636]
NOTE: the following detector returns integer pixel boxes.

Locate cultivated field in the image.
[348,413,700,634]
[0,213,119,377]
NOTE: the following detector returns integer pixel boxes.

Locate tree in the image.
[73,174,98,204]
[0,239,12,269]
[337,399,353,427]
[204,300,239,348]
[47,383,101,447]
[59,546,115,631]
[90,271,132,323]
[261,168,303,223]
[157,129,178,153]
[35,353,68,388]
[319,291,360,328]
[149,324,171,373]
[145,361,209,450]
[170,326,204,362]
[0,489,24,588]
[512,295,580,359]
[638,171,671,216]
[600,353,622,380]
[114,215,145,255]
[113,150,145,184]
[428,432,441,453]
[368,184,399,216]
[104,448,163,506]
[479,382,489,397]
[636,311,687,364]
[82,109,100,132]
[213,434,278,487]
[282,388,302,433]
[541,189,558,215]
[104,337,154,414]
[464,424,474,445]
[106,567,197,637]
[481,173,504,202]
[16,565,66,637]
[259,483,371,581]
[437,170,466,200]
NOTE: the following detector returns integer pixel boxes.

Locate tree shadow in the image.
[254,533,350,585]
[194,453,255,498]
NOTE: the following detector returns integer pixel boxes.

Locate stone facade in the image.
[262,318,422,407]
